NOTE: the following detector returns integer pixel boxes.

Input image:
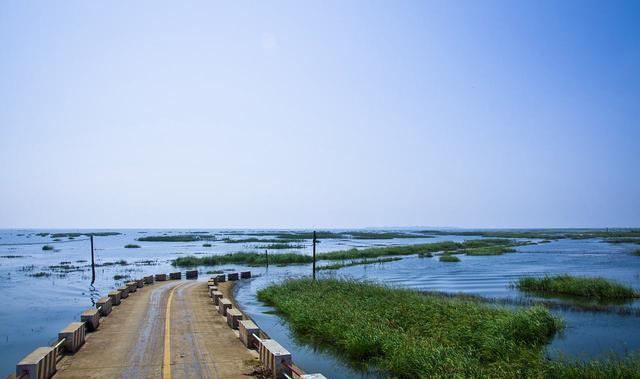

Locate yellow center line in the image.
[163,282,186,379]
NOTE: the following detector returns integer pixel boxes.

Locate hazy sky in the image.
[1,1,638,229]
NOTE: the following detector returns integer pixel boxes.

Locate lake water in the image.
[0,229,638,377]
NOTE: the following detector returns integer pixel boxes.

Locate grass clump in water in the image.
[125,244,141,248]
[29,272,51,278]
[439,255,461,262]
[318,239,510,260]
[113,274,130,280]
[42,245,54,251]
[418,252,433,258]
[203,243,212,247]
[173,252,313,267]
[465,246,515,256]
[516,275,638,299]
[258,278,562,378]
[317,257,402,271]
[633,249,640,256]
[137,234,215,242]
[257,243,305,250]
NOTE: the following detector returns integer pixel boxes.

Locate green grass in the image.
[422,229,640,241]
[113,274,130,280]
[465,246,516,256]
[318,239,511,261]
[348,232,432,239]
[516,275,638,299]
[258,279,563,378]
[258,243,305,249]
[173,252,313,267]
[42,245,54,251]
[124,244,141,248]
[223,237,304,243]
[172,239,516,267]
[544,354,640,378]
[50,232,121,238]
[633,249,640,256]
[418,252,433,258]
[29,272,51,278]
[317,257,403,271]
[137,234,215,242]
[439,255,461,262]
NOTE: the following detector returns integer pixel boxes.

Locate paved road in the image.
[54,281,258,379]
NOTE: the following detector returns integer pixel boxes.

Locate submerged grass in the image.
[258,279,562,378]
[124,244,141,248]
[317,257,402,271]
[516,275,639,300]
[42,245,53,251]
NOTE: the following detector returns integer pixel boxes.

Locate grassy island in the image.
[42,245,54,251]
[124,244,141,248]
[258,279,562,378]
[516,275,638,299]
[439,254,461,262]
[317,257,402,271]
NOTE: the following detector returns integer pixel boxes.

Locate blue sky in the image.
[1,1,638,228]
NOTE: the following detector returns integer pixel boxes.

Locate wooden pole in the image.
[312,231,317,280]
[90,235,95,284]
[265,249,269,268]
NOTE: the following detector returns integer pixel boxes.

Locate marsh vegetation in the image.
[516,275,638,300]
[258,279,564,378]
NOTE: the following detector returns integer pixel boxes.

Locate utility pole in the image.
[265,249,269,269]
[312,231,317,280]
[90,235,95,284]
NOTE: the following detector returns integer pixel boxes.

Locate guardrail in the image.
[12,273,160,379]
[208,272,327,378]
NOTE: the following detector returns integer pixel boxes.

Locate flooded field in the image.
[0,229,638,377]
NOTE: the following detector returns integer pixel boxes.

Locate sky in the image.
[1,1,639,229]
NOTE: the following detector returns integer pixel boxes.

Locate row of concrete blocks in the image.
[15,275,156,379]
[151,270,198,282]
[206,277,326,379]
[210,270,251,285]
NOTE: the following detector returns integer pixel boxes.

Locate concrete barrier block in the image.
[208,286,218,298]
[186,270,198,279]
[81,308,100,331]
[240,271,251,279]
[227,272,239,281]
[118,286,130,298]
[301,375,328,379]
[169,272,181,280]
[108,290,121,306]
[216,274,226,283]
[239,320,260,348]
[218,298,232,316]
[16,346,57,379]
[96,296,112,316]
[155,273,167,281]
[125,282,137,293]
[136,279,144,288]
[226,308,243,329]
[58,322,86,353]
[144,275,154,284]
[259,339,292,378]
[212,291,223,305]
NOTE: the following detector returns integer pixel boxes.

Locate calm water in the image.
[0,229,638,377]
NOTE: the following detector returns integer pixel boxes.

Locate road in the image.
[54,280,259,379]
